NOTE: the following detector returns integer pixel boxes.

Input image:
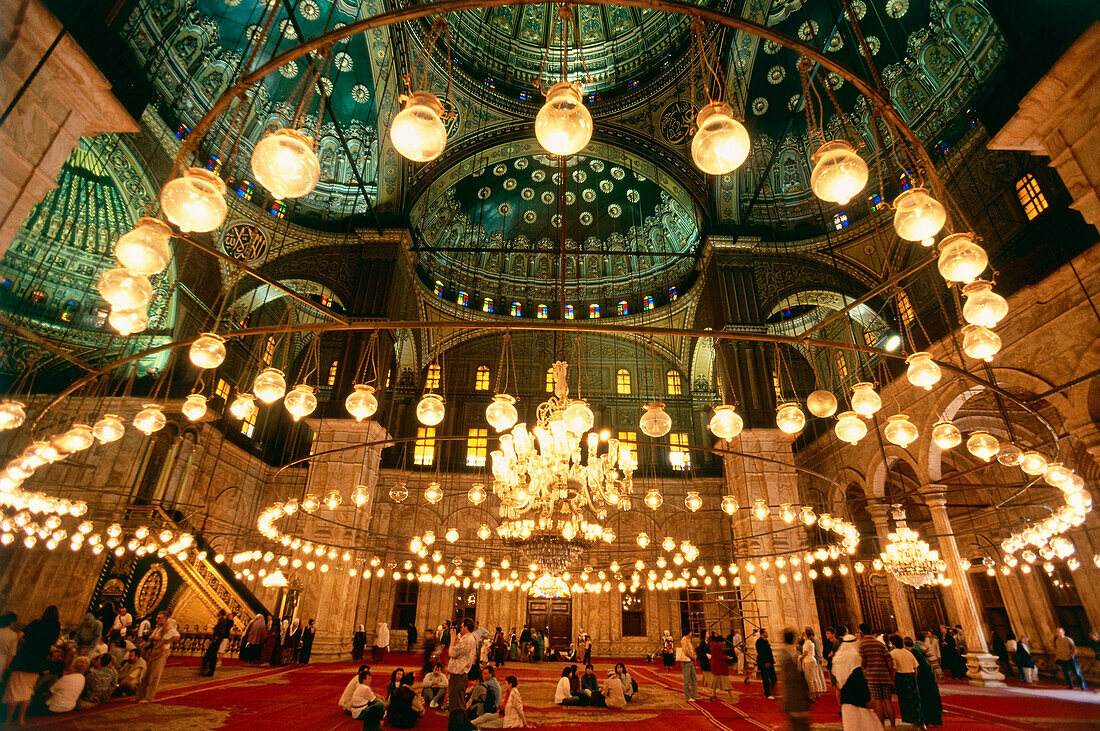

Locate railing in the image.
[170,632,244,658]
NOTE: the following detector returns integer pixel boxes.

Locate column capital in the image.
[919,485,949,510]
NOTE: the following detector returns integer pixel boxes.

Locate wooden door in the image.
[526,597,572,650]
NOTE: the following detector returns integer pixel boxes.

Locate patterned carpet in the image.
[20,654,1100,730]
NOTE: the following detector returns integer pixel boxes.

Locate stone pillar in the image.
[840,567,865,629]
[923,489,1005,687]
[867,504,916,638]
[0,0,139,255]
[989,22,1100,234]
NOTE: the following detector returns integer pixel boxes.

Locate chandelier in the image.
[529,572,572,598]
[880,506,947,588]
[490,361,632,571]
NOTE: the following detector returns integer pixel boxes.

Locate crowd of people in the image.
[239,612,316,667]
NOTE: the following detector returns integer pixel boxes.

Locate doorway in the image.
[526,596,572,651]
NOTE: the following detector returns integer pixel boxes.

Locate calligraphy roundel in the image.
[221,223,269,264]
[660,100,697,146]
[134,563,169,617]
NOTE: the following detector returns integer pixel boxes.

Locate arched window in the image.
[536,304,548,319]
[545,367,555,393]
[457,291,469,307]
[482,298,494,313]
[617,300,629,316]
[616,369,631,395]
[666,370,682,396]
[474,365,490,391]
[589,303,600,318]
[433,280,444,297]
[564,305,574,319]
[425,364,441,389]
[510,301,522,317]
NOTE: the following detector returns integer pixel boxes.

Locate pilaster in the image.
[867,503,916,638]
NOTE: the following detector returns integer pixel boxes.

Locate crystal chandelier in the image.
[880,506,946,588]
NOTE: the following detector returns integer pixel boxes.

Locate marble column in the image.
[867,504,916,638]
[840,567,865,629]
[922,488,1005,686]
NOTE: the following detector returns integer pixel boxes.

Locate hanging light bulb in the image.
[961,281,1008,328]
[467,483,487,505]
[892,187,946,242]
[884,414,919,447]
[905,352,942,390]
[323,489,342,510]
[779,503,797,523]
[1044,463,1073,488]
[108,306,148,336]
[643,489,663,510]
[966,430,999,461]
[159,167,228,233]
[936,233,988,284]
[684,491,703,512]
[445,528,460,543]
[477,524,492,540]
[132,404,166,435]
[229,393,257,420]
[636,532,651,548]
[250,128,321,199]
[92,414,124,444]
[775,402,806,434]
[389,482,409,502]
[97,267,153,310]
[809,139,868,204]
[284,384,317,422]
[850,382,882,416]
[708,405,743,440]
[562,401,595,434]
[390,92,448,162]
[535,82,592,156]
[115,218,172,275]
[691,102,750,175]
[485,394,518,432]
[253,368,287,404]
[997,443,1024,467]
[416,393,445,426]
[301,493,320,513]
[720,495,738,516]
[181,393,208,421]
[189,333,226,369]
[424,482,443,504]
[0,401,26,431]
[1019,451,1049,476]
[351,485,369,507]
[806,390,838,418]
[640,402,672,438]
[800,506,817,525]
[931,420,961,450]
[961,324,1002,361]
[751,499,770,521]
[834,411,867,444]
[345,384,378,421]
[54,424,95,453]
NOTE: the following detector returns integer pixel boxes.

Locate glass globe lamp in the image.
[159,167,228,233]
[850,382,882,416]
[345,384,378,421]
[966,430,999,461]
[250,128,320,199]
[253,368,286,404]
[997,443,1023,467]
[445,528,459,543]
[181,394,208,421]
[884,414,919,447]
[931,420,961,449]
[115,217,172,275]
[809,139,868,204]
[800,506,817,525]
[834,411,867,444]
[535,82,592,156]
[467,483,486,505]
[937,233,987,284]
[97,267,153,310]
[416,394,445,426]
[0,401,26,431]
[961,281,1008,328]
[640,402,672,438]
[806,389,838,418]
[1044,463,1072,488]
[485,394,518,432]
[905,352,942,390]
[636,532,650,548]
[92,414,124,444]
[684,491,703,512]
[301,494,320,513]
[477,524,492,540]
[349,485,368,507]
[424,482,443,504]
[54,424,95,453]
[390,92,448,162]
[108,306,148,336]
[719,495,739,516]
[389,482,409,502]
[322,489,342,511]
[961,324,1001,361]
[189,333,226,369]
[562,401,594,434]
[691,102,750,175]
[892,187,946,242]
[708,405,743,440]
[284,384,317,422]
[229,393,257,420]
[1019,451,1048,476]
[643,489,663,510]
[751,499,770,521]
[133,404,166,435]
[775,402,805,434]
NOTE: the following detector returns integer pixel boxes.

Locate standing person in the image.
[857,623,895,729]
[407,622,418,653]
[756,629,777,699]
[990,632,1010,675]
[904,636,942,727]
[677,630,699,702]
[888,635,923,729]
[136,613,153,642]
[1054,627,1087,689]
[831,625,881,730]
[241,613,265,662]
[696,631,712,696]
[801,628,827,697]
[353,624,367,661]
[0,612,18,676]
[519,626,531,662]
[777,628,813,731]
[661,631,675,669]
[508,628,518,662]
[708,630,735,701]
[1004,634,1019,680]
[137,612,180,703]
[744,629,761,685]
[2,606,60,725]
[919,632,942,679]
[1015,636,1037,683]
[95,601,118,643]
[492,627,507,668]
[447,619,477,712]
[729,629,745,679]
[264,616,282,666]
[823,628,838,686]
[582,634,592,666]
[283,618,302,664]
[117,606,133,638]
[201,609,232,676]
[114,648,147,697]
[299,618,315,663]
[374,622,390,663]
[423,662,448,708]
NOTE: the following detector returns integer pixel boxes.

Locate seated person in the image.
[422,662,447,708]
[108,637,127,668]
[555,667,584,706]
[114,648,147,696]
[472,675,526,729]
[385,674,425,729]
[340,664,370,713]
[466,665,498,720]
[614,663,635,701]
[349,668,385,729]
[579,664,605,707]
[41,656,90,714]
[602,670,627,709]
[77,653,118,709]
[563,644,577,662]
[545,645,560,662]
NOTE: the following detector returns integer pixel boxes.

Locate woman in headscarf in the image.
[283,618,302,664]
[137,613,180,703]
[2,605,60,725]
[374,622,390,662]
[801,628,828,698]
[263,615,282,666]
[509,628,519,661]
[352,624,367,660]
[708,630,735,701]
[242,613,266,662]
[661,631,675,669]
[905,635,942,727]
[830,625,881,730]
[76,612,103,655]
[920,631,942,679]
